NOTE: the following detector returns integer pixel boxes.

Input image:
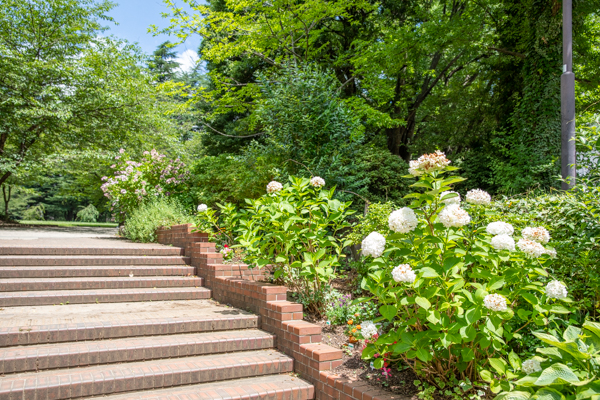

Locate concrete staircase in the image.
[0,244,314,400]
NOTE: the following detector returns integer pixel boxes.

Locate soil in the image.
[316,320,424,399]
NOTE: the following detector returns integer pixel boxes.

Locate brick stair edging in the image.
[157,224,403,400]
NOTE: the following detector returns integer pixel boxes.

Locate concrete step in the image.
[0,287,211,307]
[0,329,275,373]
[0,265,196,278]
[0,300,259,347]
[0,350,294,400]
[0,255,191,266]
[0,276,204,292]
[0,247,184,256]
[84,375,314,400]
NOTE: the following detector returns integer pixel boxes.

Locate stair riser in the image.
[0,358,293,400]
[0,317,259,347]
[0,257,191,266]
[0,335,275,374]
[0,278,204,292]
[0,248,184,256]
[0,289,211,307]
[0,266,196,278]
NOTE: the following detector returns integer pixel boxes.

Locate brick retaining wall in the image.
[157,224,402,400]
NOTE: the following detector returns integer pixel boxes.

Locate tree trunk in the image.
[386,110,418,161]
[2,184,11,217]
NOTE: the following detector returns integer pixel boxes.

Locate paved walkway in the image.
[0,225,118,241]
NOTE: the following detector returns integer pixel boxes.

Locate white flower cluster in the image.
[310,176,325,188]
[544,248,557,258]
[522,227,550,244]
[546,280,568,299]
[483,293,508,312]
[388,208,418,233]
[517,239,546,258]
[465,189,491,205]
[266,181,283,194]
[440,191,461,205]
[360,321,378,339]
[491,234,516,251]
[361,232,386,258]
[522,359,542,375]
[438,204,471,228]
[392,264,416,283]
[486,221,514,236]
[408,151,451,176]
[197,204,208,212]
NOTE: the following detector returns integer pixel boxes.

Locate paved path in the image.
[0,225,118,241]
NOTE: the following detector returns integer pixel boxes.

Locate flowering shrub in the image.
[123,197,190,242]
[358,152,571,393]
[101,149,190,222]
[323,288,378,326]
[491,321,600,399]
[236,176,355,314]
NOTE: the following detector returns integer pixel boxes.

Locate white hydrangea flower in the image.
[392,264,416,283]
[197,204,208,212]
[466,189,491,205]
[310,176,325,188]
[544,248,557,258]
[360,321,378,339]
[484,293,508,312]
[546,280,568,299]
[438,204,471,228]
[440,191,461,205]
[517,239,546,258]
[522,227,550,244]
[522,359,542,375]
[361,232,386,258]
[408,151,451,176]
[388,208,418,233]
[491,234,516,251]
[266,181,283,194]
[486,221,514,236]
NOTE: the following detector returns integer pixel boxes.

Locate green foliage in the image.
[102,149,190,222]
[124,197,191,243]
[22,203,45,221]
[493,321,600,399]
[147,41,180,83]
[323,289,378,326]
[348,202,395,246]
[76,204,99,223]
[359,156,571,391]
[236,176,355,314]
[0,0,175,187]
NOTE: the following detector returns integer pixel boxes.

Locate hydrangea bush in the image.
[236,176,355,314]
[357,152,571,394]
[101,149,189,222]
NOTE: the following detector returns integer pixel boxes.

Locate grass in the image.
[19,220,118,228]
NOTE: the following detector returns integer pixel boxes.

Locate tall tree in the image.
[0,0,171,186]
[147,41,181,83]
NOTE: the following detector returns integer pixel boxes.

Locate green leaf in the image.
[533,388,565,400]
[494,392,532,400]
[480,369,493,383]
[533,332,590,360]
[534,363,580,386]
[415,297,431,310]
[508,351,522,371]
[576,380,600,399]
[373,357,384,369]
[379,305,398,322]
[461,347,474,361]
[416,348,431,362]
[392,342,412,354]
[419,267,440,278]
[489,358,507,375]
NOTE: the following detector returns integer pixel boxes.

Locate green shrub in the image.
[358,152,571,394]
[22,203,45,220]
[124,198,191,242]
[323,288,378,326]
[76,204,99,222]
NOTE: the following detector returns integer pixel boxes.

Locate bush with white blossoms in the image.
[236,176,354,315]
[101,149,189,222]
[310,176,325,188]
[358,152,571,393]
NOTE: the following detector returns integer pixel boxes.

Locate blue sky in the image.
[105,0,202,71]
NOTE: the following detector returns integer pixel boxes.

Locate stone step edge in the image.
[83,374,314,400]
[0,276,204,292]
[0,350,294,400]
[0,314,260,347]
[0,329,275,374]
[0,266,196,278]
[0,287,211,307]
[0,248,186,256]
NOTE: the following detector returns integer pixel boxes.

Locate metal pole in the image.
[561,0,576,190]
